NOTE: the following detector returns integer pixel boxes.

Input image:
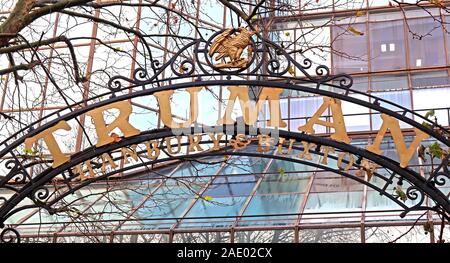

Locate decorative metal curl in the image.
[261,38,354,87]
[107,68,153,93]
[427,154,449,187]
[406,186,425,207]
[315,65,330,79]
[337,75,354,90]
[11,173,27,184]
[171,59,195,77]
[108,79,122,92]
[5,159,17,170]
[266,58,290,76]
[31,187,50,203]
[133,68,150,83]
[2,159,28,185]
[0,227,20,243]
[433,172,449,187]
[151,59,163,71]
[322,74,354,93]
[298,57,313,70]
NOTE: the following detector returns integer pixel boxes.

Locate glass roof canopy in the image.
[3,139,447,243]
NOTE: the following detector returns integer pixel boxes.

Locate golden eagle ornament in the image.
[208,27,257,69]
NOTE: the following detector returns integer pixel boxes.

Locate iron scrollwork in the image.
[106,27,354,94]
[3,159,29,185]
[427,154,450,188]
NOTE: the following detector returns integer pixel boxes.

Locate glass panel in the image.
[289,96,323,118]
[370,20,406,71]
[341,94,370,132]
[235,229,294,243]
[332,23,368,74]
[310,176,364,192]
[407,18,446,68]
[180,197,247,228]
[240,194,303,226]
[411,71,450,89]
[204,175,257,197]
[366,191,403,211]
[185,197,246,217]
[257,175,310,194]
[172,232,230,243]
[136,168,176,181]
[304,192,363,212]
[371,90,412,130]
[172,159,223,177]
[371,74,408,91]
[301,191,363,224]
[132,197,193,220]
[220,152,270,175]
[365,226,430,243]
[259,158,314,194]
[365,189,424,223]
[335,0,366,11]
[113,233,169,243]
[369,10,403,21]
[120,178,210,230]
[349,77,369,92]
[55,235,110,243]
[289,96,327,134]
[412,87,450,126]
[299,228,361,243]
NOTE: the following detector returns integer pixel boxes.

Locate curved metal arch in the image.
[0,78,448,161]
[0,126,448,231]
[0,30,449,158]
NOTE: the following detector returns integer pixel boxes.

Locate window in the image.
[371,90,412,129]
[413,87,450,126]
[370,20,407,71]
[371,74,409,91]
[331,23,368,74]
[411,71,450,89]
[407,18,446,68]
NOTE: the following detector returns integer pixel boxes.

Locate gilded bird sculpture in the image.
[208,27,256,69]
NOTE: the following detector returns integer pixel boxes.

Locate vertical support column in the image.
[37,13,61,124]
[117,0,144,178]
[29,13,62,178]
[401,6,415,122]
[365,0,373,133]
[361,173,368,243]
[74,3,101,152]
[156,0,173,129]
[441,12,450,77]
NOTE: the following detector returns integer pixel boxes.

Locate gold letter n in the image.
[366,114,429,168]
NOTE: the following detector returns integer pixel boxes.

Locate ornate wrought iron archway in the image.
[0,28,448,243]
